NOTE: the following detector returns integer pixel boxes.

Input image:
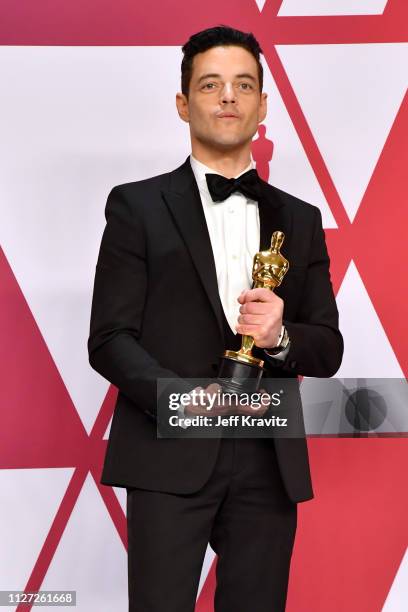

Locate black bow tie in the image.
[205,169,262,203]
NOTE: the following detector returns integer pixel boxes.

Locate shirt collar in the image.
[189,153,255,199]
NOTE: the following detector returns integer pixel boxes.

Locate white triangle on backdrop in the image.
[335,261,403,378]
[382,547,408,611]
[255,0,267,11]
[261,57,337,228]
[278,0,388,15]
[0,468,74,592]
[42,473,128,611]
[275,43,408,222]
[0,46,190,435]
[113,485,127,515]
[197,544,217,600]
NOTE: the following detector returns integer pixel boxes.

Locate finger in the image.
[235,323,266,337]
[242,288,275,303]
[213,404,235,415]
[240,301,273,315]
[203,382,222,408]
[237,314,266,326]
[259,389,271,406]
[237,289,248,304]
[205,382,222,394]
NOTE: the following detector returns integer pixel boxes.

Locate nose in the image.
[220,82,236,104]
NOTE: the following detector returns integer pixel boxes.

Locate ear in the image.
[176,92,190,123]
[258,91,268,124]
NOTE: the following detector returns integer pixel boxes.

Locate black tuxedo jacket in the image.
[87,156,343,503]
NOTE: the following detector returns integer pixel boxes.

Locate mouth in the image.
[217,113,239,119]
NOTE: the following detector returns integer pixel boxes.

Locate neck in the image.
[191,142,252,178]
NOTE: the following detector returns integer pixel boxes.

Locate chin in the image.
[217,139,248,150]
[208,135,247,149]
[195,131,248,151]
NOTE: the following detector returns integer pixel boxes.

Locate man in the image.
[88,25,343,612]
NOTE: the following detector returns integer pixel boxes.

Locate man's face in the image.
[177,45,267,152]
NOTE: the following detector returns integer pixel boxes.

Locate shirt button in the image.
[228,207,234,213]
[232,255,238,260]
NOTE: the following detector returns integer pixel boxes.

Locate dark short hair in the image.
[181,25,264,97]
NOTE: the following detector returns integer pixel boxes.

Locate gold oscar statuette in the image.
[217,231,289,394]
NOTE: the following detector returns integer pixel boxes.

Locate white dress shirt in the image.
[189,153,260,334]
[176,153,289,428]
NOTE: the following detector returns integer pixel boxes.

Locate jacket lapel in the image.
[161,157,224,339]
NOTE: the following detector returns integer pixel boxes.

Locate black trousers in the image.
[126,437,297,612]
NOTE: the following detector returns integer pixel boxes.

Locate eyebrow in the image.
[197,73,257,83]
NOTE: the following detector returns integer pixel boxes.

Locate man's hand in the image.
[184,383,271,418]
[184,383,232,417]
[235,288,283,349]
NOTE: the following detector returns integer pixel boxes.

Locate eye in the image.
[239,82,253,90]
[202,82,217,90]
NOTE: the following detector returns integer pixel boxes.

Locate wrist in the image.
[265,325,290,356]
[274,324,285,347]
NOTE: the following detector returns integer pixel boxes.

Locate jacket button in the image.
[290,360,297,369]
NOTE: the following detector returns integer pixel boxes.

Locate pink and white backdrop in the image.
[0,1,407,610]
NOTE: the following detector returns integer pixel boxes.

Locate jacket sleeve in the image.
[87,186,193,421]
[264,206,343,377]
